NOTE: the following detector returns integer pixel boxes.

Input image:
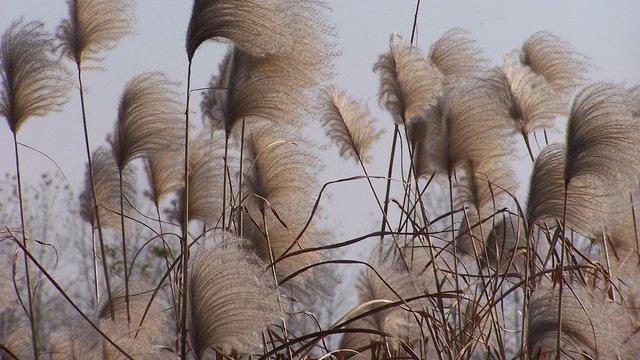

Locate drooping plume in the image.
[201,46,321,136]
[79,147,136,230]
[517,31,590,97]
[186,0,333,57]
[189,231,279,358]
[413,84,510,178]
[242,124,331,297]
[320,88,383,163]
[428,28,487,82]
[527,282,631,359]
[56,0,134,66]
[1,20,71,133]
[170,130,231,228]
[108,72,184,171]
[340,261,429,355]
[564,83,640,187]
[97,282,171,359]
[485,63,565,137]
[143,150,183,207]
[525,144,612,238]
[374,33,443,124]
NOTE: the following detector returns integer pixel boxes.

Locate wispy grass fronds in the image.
[484,214,526,272]
[485,63,565,137]
[202,44,329,137]
[108,72,184,171]
[56,0,134,67]
[242,124,331,297]
[374,34,443,124]
[565,83,640,187]
[186,0,334,62]
[170,130,230,228]
[414,84,509,178]
[344,262,426,352]
[527,282,631,359]
[320,88,383,163]
[518,31,590,97]
[0,327,32,359]
[525,144,611,237]
[143,150,182,207]
[79,147,136,230]
[189,231,279,357]
[455,160,515,215]
[97,282,169,358]
[1,20,71,133]
[429,28,486,82]
[48,329,102,360]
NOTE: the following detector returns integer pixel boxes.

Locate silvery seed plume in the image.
[48,329,102,360]
[1,20,71,133]
[320,88,383,164]
[97,282,170,359]
[242,124,332,299]
[186,0,334,62]
[454,159,516,258]
[143,150,182,206]
[374,33,443,124]
[56,0,134,67]
[340,262,426,355]
[189,231,280,358]
[455,210,494,259]
[414,83,511,178]
[202,45,326,137]
[517,31,590,98]
[455,152,516,214]
[170,130,231,228]
[0,326,32,359]
[483,214,526,273]
[107,72,184,171]
[428,28,487,83]
[0,253,13,313]
[527,282,631,359]
[525,144,612,238]
[484,63,565,136]
[80,147,136,230]
[565,83,640,187]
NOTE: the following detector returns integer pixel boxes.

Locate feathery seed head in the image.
[189,231,280,357]
[57,0,134,66]
[320,88,383,163]
[374,33,443,125]
[107,72,184,171]
[1,20,71,133]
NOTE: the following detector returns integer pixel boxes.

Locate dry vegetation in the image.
[1,1,640,359]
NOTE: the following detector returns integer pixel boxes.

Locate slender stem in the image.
[447,174,463,336]
[556,185,568,359]
[91,229,100,308]
[261,209,293,359]
[222,134,230,230]
[118,170,131,324]
[379,124,399,250]
[238,118,246,237]
[77,63,115,319]
[630,193,640,265]
[13,132,38,358]
[156,204,179,340]
[180,60,193,360]
[522,130,534,162]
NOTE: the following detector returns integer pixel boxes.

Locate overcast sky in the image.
[1,1,639,264]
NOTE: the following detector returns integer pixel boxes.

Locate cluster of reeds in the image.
[1,1,640,359]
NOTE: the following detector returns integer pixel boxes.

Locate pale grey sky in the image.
[1,0,639,255]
